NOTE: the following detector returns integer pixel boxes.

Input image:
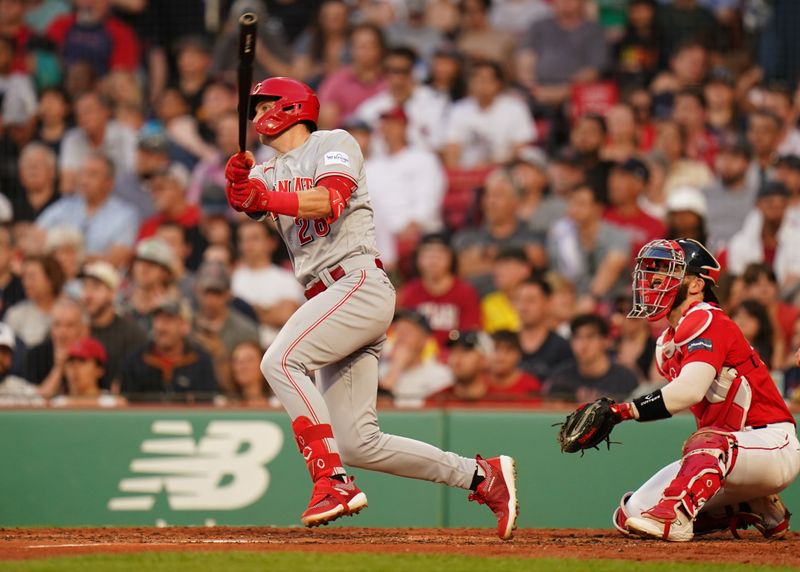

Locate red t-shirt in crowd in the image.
[605,207,666,260]
[398,278,481,349]
[486,371,542,398]
[137,205,201,241]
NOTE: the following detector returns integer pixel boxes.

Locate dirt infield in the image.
[0,527,798,566]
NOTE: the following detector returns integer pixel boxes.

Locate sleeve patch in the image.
[324,151,351,167]
[686,338,713,353]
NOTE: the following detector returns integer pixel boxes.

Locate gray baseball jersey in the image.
[249,129,381,286]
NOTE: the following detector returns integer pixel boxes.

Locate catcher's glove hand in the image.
[556,397,621,453]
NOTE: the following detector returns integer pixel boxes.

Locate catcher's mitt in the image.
[556,397,620,453]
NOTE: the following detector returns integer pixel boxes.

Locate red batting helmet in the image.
[628,238,721,321]
[248,77,319,136]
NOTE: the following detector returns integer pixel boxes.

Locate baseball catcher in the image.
[559,238,800,541]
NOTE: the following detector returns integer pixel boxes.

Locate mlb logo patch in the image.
[687,338,713,353]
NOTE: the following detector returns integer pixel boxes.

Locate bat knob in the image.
[239,12,257,25]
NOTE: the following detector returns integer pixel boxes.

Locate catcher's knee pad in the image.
[292,416,343,481]
[612,492,634,536]
[647,429,738,521]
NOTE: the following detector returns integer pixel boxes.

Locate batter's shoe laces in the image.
[300,476,367,528]
[468,455,518,540]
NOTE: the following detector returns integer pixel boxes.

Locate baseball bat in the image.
[237,12,258,153]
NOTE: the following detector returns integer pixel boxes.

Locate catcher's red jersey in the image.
[655,302,794,430]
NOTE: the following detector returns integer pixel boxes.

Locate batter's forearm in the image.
[296,187,334,219]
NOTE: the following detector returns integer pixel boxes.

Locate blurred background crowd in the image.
[1,0,799,409]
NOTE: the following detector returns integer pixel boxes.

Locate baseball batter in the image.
[598,238,800,541]
[224,77,518,539]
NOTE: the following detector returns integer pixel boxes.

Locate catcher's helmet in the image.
[248,77,319,137]
[628,238,720,321]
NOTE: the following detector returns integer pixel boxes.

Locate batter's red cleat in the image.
[300,476,368,527]
[469,455,519,540]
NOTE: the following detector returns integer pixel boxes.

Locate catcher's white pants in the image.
[260,265,475,489]
[624,422,800,517]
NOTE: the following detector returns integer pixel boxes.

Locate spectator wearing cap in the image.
[52,337,124,407]
[398,233,481,352]
[429,330,493,402]
[121,298,218,400]
[231,220,304,348]
[46,0,140,77]
[57,91,137,194]
[0,224,23,320]
[481,248,532,334]
[672,87,718,169]
[452,168,545,293]
[5,254,64,347]
[486,330,541,400]
[25,297,89,399]
[726,181,800,293]
[0,323,42,406]
[605,157,667,259]
[379,310,453,408]
[702,133,758,252]
[115,131,171,220]
[512,276,573,383]
[515,0,609,109]
[120,237,179,331]
[665,185,708,244]
[741,262,798,368]
[317,23,387,129]
[762,85,800,158]
[79,261,146,391]
[547,314,639,402]
[511,147,567,235]
[443,60,537,169]
[746,109,783,192]
[355,46,450,154]
[36,153,140,269]
[547,183,630,311]
[193,262,259,393]
[364,106,446,264]
[14,142,60,223]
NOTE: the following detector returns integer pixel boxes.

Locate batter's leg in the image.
[318,345,476,489]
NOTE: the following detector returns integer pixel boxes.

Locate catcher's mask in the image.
[248,77,319,137]
[628,238,720,321]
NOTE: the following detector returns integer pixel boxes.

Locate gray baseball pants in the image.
[260,263,475,489]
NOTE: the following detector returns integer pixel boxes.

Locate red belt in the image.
[304,258,384,300]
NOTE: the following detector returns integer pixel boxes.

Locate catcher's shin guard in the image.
[627,429,736,542]
[292,416,345,481]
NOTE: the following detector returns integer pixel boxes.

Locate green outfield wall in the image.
[1,409,798,528]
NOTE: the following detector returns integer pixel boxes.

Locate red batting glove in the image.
[225,152,269,212]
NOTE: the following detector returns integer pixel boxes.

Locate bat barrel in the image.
[237,12,258,152]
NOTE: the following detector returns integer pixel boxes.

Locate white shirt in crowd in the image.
[445,92,537,168]
[59,120,137,176]
[0,73,37,126]
[231,264,305,347]
[365,146,446,235]
[354,85,450,155]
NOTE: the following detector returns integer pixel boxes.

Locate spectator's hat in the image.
[151,162,191,188]
[418,232,451,248]
[393,309,432,333]
[613,157,650,183]
[515,146,548,171]
[717,132,751,158]
[447,330,494,354]
[137,131,169,154]
[0,323,15,350]
[66,337,107,365]
[379,107,408,123]
[153,298,193,322]
[666,186,707,218]
[196,262,231,293]
[78,261,120,291]
[777,154,800,172]
[134,238,177,274]
[707,67,736,87]
[757,180,791,200]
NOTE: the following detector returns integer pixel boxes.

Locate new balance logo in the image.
[108,420,283,511]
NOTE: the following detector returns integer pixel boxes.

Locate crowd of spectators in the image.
[1,0,800,408]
